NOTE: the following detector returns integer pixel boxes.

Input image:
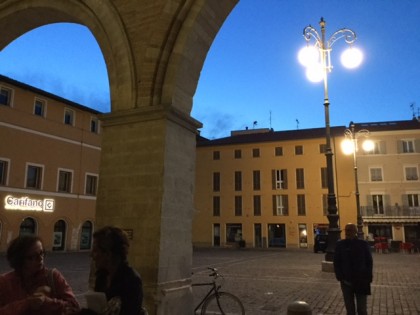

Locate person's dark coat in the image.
[334,238,373,295]
[95,263,143,315]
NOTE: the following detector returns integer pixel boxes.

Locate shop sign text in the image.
[4,195,55,212]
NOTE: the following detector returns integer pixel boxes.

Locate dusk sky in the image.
[1,1,420,139]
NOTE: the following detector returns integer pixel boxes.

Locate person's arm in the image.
[0,274,31,315]
[41,269,81,314]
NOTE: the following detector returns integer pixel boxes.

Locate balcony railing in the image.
[361,206,420,217]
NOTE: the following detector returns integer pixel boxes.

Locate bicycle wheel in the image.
[201,291,245,315]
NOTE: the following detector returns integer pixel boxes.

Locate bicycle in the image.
[192,267,245,315]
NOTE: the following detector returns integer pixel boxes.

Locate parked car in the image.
[314,234,328,253]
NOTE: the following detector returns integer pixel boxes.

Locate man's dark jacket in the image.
[334,238,373,295]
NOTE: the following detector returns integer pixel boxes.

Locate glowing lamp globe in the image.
[341,139,354,155]
[305,63,324,83]
[362,139,374,152]
[298,46,319,67]
[341,47,363,69]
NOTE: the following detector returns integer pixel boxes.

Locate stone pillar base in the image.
[321,260,334,272]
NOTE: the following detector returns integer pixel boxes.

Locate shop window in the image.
[268,223,286,247]
[58,169,73,193]
[53,220,66,251]
[85,174,98,196]
[226,223,242,243]
[26,164,43,189]
[80,221,93,250]
[19,217,37,236]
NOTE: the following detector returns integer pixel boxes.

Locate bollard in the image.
[287,300,312,315]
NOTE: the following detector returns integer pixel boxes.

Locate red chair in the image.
[400,242,414,254]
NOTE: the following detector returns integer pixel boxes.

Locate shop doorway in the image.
[53,220,66,251]
[268,223,286,247]
[213,224,220,247]
[19,217,36,236]
[80,221,93,250]
[254,224,262,248]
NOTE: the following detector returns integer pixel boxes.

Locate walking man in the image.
[334,223,373,315]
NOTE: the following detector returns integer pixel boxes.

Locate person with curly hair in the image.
[0,235,80,314]
[80,226,144,315]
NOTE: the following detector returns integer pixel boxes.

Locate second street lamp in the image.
[298,18,363,267]
[341,121,374,240]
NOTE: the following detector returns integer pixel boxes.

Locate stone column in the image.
[96,105,201,314]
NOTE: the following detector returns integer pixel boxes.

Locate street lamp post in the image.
[298,18,362,263]
[342,122,374,240]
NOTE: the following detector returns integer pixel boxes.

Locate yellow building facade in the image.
[0,75,101,252]
[193,121,420,250]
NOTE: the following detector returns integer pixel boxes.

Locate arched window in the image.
[80,221,93,250]
[19,217,37,236]
[53,220,66,251]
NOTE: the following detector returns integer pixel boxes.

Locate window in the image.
[296,168,305,189]
[297,194,306,216]
[213,196,220,216]
[0,86,12,106]
[321,167,328,189]
[273,194,289,216]
[295,145,303,155]
[275,146,283,156]
[234,196,242,216]
[90,117,99,133]
[273,169,288,189]
[0,159,8,185]
[34,98,46,117]
[64,108,75,125]
[234,171,242,191]
[253,195,261,216]
[226,224,242,243]
[402,140,415,153]
[253,170,260,190]
[85,174,98,196]
[319,144,327,154]
[407,194,419,207]
[370,167,383,182]
[252,148,260,158]
[213,151,220,160]
[367,141,384,155]
[26,165,43,189]
[234,149,242,159]
[213,172,220,192]
[371,194,384,214]
[58,170,72,193]
[405,166,418,181]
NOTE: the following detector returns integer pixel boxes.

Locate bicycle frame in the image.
[192,281,221,313]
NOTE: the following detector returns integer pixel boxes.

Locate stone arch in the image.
[0,0,135,112]
[0,1,238,313]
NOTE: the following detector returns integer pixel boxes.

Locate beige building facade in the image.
[193,120,420,250]
[0,75,101,252]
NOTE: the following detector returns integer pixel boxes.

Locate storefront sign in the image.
[4,195,55,212]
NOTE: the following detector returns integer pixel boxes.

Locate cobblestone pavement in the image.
[1,248,419,314]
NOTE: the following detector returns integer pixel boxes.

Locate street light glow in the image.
[298,45,319,67]
[341,47,363,69]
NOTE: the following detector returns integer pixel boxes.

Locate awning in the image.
[363,217,420,224]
